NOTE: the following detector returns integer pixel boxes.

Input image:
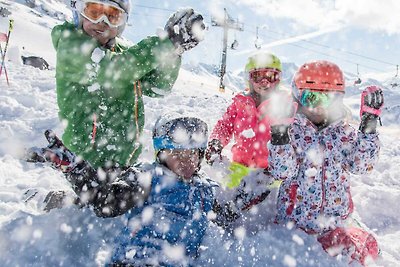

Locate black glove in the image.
[205,139,223,165]
[257,91,298,145]
[270,125,291,145]
[359,86,384,134]
[26,130,77,172]
[164,8,205,53]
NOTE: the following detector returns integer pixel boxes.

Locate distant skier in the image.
[265,60,383,266]
[38,112,271,266]
[205,52,282,188]
[47,0,205,169]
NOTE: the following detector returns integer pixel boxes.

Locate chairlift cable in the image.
[130,5,397,74]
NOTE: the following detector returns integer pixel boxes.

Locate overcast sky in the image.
[125,0,400,77]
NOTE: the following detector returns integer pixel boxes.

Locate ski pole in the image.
[0,44,9,86]
[0,19,14,85]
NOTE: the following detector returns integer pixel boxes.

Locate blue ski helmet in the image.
[153,113,208,155]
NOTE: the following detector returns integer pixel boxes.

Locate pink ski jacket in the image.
[268,114,380,233]
[210,93,271,168]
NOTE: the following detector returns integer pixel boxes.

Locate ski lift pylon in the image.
[255,26,261,50]
[354,64,362,85]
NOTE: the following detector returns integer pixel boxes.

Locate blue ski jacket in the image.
[109,165,218,266]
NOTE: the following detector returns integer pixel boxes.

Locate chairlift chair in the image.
[354,77,362,85]
[231,39,239,50]
[354,64,362,85]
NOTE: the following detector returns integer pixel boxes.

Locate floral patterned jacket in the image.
[268,113,380,233]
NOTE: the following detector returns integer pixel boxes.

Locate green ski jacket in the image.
[52,22,181,168]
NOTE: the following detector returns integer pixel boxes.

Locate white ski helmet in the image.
[71,0,131,36]
[152,112,208,155]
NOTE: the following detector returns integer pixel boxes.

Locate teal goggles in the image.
[299,89,342,108]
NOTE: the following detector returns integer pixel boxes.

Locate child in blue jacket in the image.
[40,112,271,266]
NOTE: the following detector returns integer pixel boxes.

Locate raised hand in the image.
[360,85,384,117]
[359,86,384,134]
[164,8,205,53]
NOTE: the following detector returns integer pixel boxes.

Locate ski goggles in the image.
[81,1,128,27]
[249,68,281,84]
[299,89,343,108]
[153,118,208,151]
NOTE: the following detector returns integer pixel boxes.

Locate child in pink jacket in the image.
[205,52,282,187]
[265,60,383,265]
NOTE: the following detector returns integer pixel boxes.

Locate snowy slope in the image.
[1,1,400,267]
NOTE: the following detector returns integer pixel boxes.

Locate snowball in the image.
[304,167,318,177]
[241,128,255,138]
[234,226,246,241]
[26,216,33,226]
[91,47,105,63]
[141,207,154,225]
[60,223,73,234]
[106,145,116,151]
[125,249,136,259]
[250,246,256,256]
[207,210,217,220]
[306,147,323,165]
[32,229,42,239]
[283,255,296,267]
[88,83,100,92]
[191,21,205,42]
[292,234,304,246]
[163,243,185,262]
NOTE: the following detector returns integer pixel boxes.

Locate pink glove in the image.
[360,85,384,118]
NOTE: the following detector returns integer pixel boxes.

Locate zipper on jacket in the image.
[126,81,142,164]
[320,157,327,214]
[91,113,97,147]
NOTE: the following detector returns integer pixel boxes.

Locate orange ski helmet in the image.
[292,60,345,100]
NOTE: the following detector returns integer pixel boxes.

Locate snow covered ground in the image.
[0,1,400,266]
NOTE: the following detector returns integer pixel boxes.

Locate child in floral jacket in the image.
[265,60,384,265]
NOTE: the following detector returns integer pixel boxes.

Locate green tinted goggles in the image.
[299,90,342,108]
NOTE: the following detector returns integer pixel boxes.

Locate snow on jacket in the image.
[268,114,380,233]
[210,93,271,168]
[52,22,181,168]
[62,157,270,265]
[110,164,218,266]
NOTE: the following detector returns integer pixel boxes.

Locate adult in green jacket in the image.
[51,0,205,169]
